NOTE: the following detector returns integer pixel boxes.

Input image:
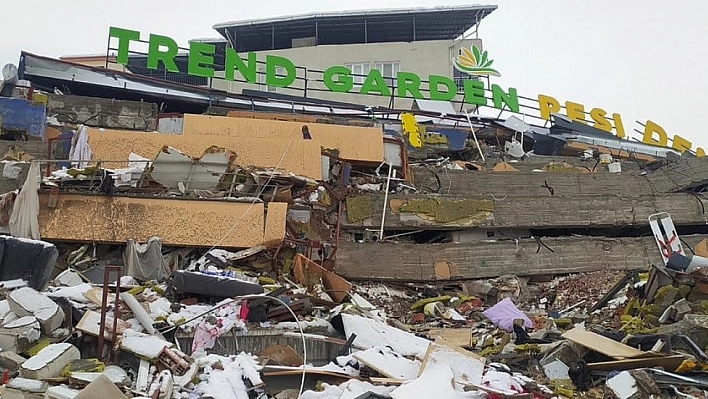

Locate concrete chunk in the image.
[3,377,48,399]
[8,287,65,335]
[0,351,28,374]
[19,343,80,380]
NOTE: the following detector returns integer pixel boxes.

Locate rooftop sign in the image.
[108,26,703,157]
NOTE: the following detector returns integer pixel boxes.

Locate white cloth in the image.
[69,125,92,169]
[9,161,40,239]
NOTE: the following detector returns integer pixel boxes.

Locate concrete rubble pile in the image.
[1,87,708,398]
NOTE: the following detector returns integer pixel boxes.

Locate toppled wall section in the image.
[46,94,158,131]
[183,114,384,163]
[342,193,708,229]
[335,234,708,281]
[85,128,323,179]
[37,194,287,248]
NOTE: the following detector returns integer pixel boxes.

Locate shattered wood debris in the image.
[1,85,708,398]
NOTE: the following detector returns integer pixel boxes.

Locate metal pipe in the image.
[464,110,486,162]
[378,163,393,240]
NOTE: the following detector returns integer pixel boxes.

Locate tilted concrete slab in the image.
[342,193,708,229]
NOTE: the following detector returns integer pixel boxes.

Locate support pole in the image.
[464,110,486,162]
[379,163,393,240]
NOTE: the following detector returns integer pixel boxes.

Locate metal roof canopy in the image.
[213,5,497,52]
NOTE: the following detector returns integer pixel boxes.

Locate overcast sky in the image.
[1,0,706,149]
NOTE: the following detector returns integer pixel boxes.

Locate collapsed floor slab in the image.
[335,234,708,281]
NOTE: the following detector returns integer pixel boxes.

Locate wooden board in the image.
[561,327,646,360]
[427,328,473,347]
[587,355,685,372]
[183,114,384,163]
[86,127,323,179]
[258,345,303,367]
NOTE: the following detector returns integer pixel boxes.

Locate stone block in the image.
[2,377,47,399]
[19,343,80,380]
[8,287,65,335]
[0,351,27,374]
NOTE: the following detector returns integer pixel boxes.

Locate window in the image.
[345,63,370,86]
[258,67,286,92]
[345,62,399,89]
[372,62,400,88]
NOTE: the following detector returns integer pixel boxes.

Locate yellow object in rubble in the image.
[401,113,422,148]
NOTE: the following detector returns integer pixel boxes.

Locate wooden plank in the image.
[183,114,384,163]
[561,327,645,360]
[335,235,708,281]
[587,355,685,372]
[427,329,472,347]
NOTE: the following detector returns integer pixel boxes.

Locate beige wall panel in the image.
[182,114,383,163]
[262,202,289,247]
[38,194,266,248]
[86,128,322,179]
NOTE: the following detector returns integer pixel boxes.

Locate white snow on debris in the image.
[0,279,27,290]
[0,299,12,319]
[48,283,93,303]
[195,353,263,399]
[22,343,75,371]
[6,377,47,392]
[341,313,430,358]
[9,287,60,321]
[120,329,172,359]
[4,315,38,329]
[390,362,483,399]
[353,346,421,380]
[148,297,173,320]
[301,380,396,399]
[168,304,211,332]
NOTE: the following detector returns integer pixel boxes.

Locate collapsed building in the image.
[0,3,706,399]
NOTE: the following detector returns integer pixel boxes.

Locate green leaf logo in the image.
[453,44,500,77]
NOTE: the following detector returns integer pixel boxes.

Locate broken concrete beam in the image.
[8,287,64,335]
[335,235,708,281]
[0,351,27,374]
[0,316,41,353]
[646,157,708,192]
[658,314,708,349]
[46,94,158,131]
[412,167,655,197]
[342,193,708,229]
[3,377,48,399]
[19,343,80,380]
